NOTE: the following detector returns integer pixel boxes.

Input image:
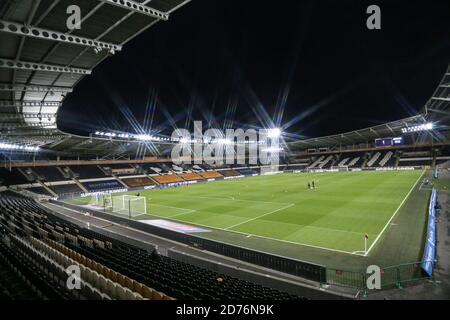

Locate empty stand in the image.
[199,171,223,179]
[152,175,183,184]
[219,170,241,177]
[82,180,124,192]
[69,166,108,179]
[121,177,156,188]
[178,173,203,181]
[0,191,303,300]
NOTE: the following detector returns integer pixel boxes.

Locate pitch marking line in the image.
[224,203,295,230]
[364,170,425,256]
[188,195,293,206]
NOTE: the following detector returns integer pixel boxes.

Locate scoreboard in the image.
[375,137,404,147]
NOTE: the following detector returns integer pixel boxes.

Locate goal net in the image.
[331,166,349,172]
[89,193,112,208]
[112,195,147,218]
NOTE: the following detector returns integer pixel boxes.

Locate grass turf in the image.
[73,170,424,255]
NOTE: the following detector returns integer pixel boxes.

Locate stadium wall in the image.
[421,188,437,277]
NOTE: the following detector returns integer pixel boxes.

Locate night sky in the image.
[58,0,450,140]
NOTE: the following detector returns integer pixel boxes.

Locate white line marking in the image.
[188,195,292,206]
[364,170,425,256]
[225,203,294,230]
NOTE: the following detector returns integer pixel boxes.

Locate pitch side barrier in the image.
[422,188,437,277]
[50,200,326,283]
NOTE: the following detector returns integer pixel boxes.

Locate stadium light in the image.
[216,138,233,145]
[267,128,282,138]
[262,146,284,153]
[0,142,39,152]
[401,122,434,133]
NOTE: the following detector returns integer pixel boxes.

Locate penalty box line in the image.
[224,203,295,230]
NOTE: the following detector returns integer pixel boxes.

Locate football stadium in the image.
[0,0,449,305]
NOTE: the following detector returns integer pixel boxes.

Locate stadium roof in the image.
[0,1,448,157]
[288,65,450,149]
[0,0,190,152]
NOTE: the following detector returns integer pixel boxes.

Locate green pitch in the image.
[74,170,424,255]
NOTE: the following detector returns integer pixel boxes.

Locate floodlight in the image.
[401,122,434,133]
[267,128,281,138]
[262,146,283,153]
[217,138,232,145]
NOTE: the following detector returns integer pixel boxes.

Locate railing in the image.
[323,261,435,294]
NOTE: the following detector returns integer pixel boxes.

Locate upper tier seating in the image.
[152,175,183,184]
[102,164,139,177]
[198,171,223,179]
[82,180,123,192]
[69,166,108,179]
[0,168,31,186]
[0,192,303,300]
[29,166,66,182]
[121,177,156,188]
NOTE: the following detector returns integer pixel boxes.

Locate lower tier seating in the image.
[0,192,303,300]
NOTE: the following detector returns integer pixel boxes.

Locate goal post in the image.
[89,193,112,208]
[331,166,349,172]
[112,195,147,218]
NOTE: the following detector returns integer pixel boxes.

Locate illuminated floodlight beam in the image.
[267,128,282,138]
[262,146,284,153]
[0,142,39,152]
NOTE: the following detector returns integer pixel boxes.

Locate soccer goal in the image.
[112,195,147,218]
[89,193,112,208]
[331,166,349,172]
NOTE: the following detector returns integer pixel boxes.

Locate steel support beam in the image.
[100,0,168,20]
[0,58,91,75]
[0,19,122,52]
[431,97,450,102]
[0,84,72,93]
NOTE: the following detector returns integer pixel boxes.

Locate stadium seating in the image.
[152,175,184,184]
[398,148,433,167]
[121,177,157,188]
[49,183,83,196]
[0,168,32,185]
[178,173,203,181]
[69,166,108,179]
[26,186,54,196]
[29,166,67,182]
[237,168,258,175]
[219,170,241,177]
[82,180,124,192]
[199,171,223,179]
[0,192,302,300]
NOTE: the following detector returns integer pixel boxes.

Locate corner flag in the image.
[364,233,369,253]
